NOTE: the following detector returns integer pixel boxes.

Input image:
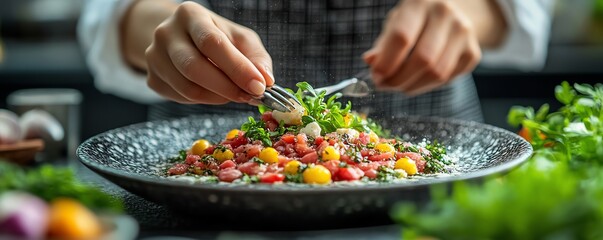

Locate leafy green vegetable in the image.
[0,162,123,212]
[293,82,386,136]
[241,116,272,146]
[376,165,403,182]
[393,82,603,239]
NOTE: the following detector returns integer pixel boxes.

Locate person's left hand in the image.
[363,0,483,96]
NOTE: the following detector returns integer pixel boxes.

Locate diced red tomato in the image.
[368,152,394,161]
[191,161,206,174]
[168,163,189,175]
[278,155,292,167]
[266,120,278,131]
[261,112,275,122]
[328,139,336,146]
[415,159,426,173]
[356,132,370,145]
[321,160,341,177]
[205,146,216,155]
[260,173,285,183]
[396,152,423,162]
[358,162,380,171]
[340,154,352,164]
[228,134,249,148]
[364,169,377,179]
[218,168,243,182]
[300,151,318,164]
[238,161,261,175]
[185,154,201,164]
[295,143,314,157]
[281,134,296,144]
[219,160,237,170]
[246,145,261,158]
[338,166,364,181]
[314,136,324,146]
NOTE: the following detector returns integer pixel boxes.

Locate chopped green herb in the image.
[241,117,272,146]
[168,149,187,162]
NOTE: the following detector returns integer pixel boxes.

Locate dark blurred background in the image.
[1,0,602,142]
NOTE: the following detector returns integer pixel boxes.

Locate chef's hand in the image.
[123,1,273,104]
[363,0,506,96]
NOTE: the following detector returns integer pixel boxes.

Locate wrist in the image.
[120,0,178,70]
[451,0,508,49]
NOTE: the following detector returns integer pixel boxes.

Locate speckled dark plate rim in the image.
[77,115,533,194]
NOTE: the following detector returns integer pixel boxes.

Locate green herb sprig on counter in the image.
[392,82,603,239]
[0,162,123,212]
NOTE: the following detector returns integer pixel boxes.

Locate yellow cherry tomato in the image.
[303,165,332,184]
[259,147,279,164]
[190,139,211,155]
[47,198,102,239]
[284,160,302,174]
[213,148,234,162]
[375,143,395,153]
[368,131,379,143]
[321,146,340,161]
[226,129,240,140]
[395,157,418,175]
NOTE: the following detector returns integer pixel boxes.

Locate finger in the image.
[369,0,429,82]
[451,40,482,78]
[181,7,267,96]
[404,32,467,95]
[147,70,195,104]
[233,30,275,87]
[164,35,254,103]
[362,48,378,65]
[148,44,237,104]
[383,8,454,92]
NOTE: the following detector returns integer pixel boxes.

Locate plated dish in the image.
[77,83,532,228]
[166,82,454,184]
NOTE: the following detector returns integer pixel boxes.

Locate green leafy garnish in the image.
[393,81,603,239]
[294,82,385,135]
[376,165,402,182]
[241,116,272,146]
[0,162,123,212]
[168,149,187,162]
[422,141,450,173]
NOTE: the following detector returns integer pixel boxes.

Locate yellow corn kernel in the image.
[226,129,240,140]
[259,147,279,164]
[302,165,332,184]
[395,157,418,175]
[321,146,340,161]
[284,160,302,174]
[190,139,211,156]
[213,148,234,162]
[375,143,395,153]
[369,131,379,143]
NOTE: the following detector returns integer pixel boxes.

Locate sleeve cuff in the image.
[480,0,554,71]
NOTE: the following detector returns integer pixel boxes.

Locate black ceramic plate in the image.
[77,114,532,228]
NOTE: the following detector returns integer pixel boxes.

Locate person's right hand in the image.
[144,2,274,104]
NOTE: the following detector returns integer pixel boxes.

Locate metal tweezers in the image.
[259,70,372,112]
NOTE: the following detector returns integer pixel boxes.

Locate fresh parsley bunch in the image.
[392,82,603,239]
